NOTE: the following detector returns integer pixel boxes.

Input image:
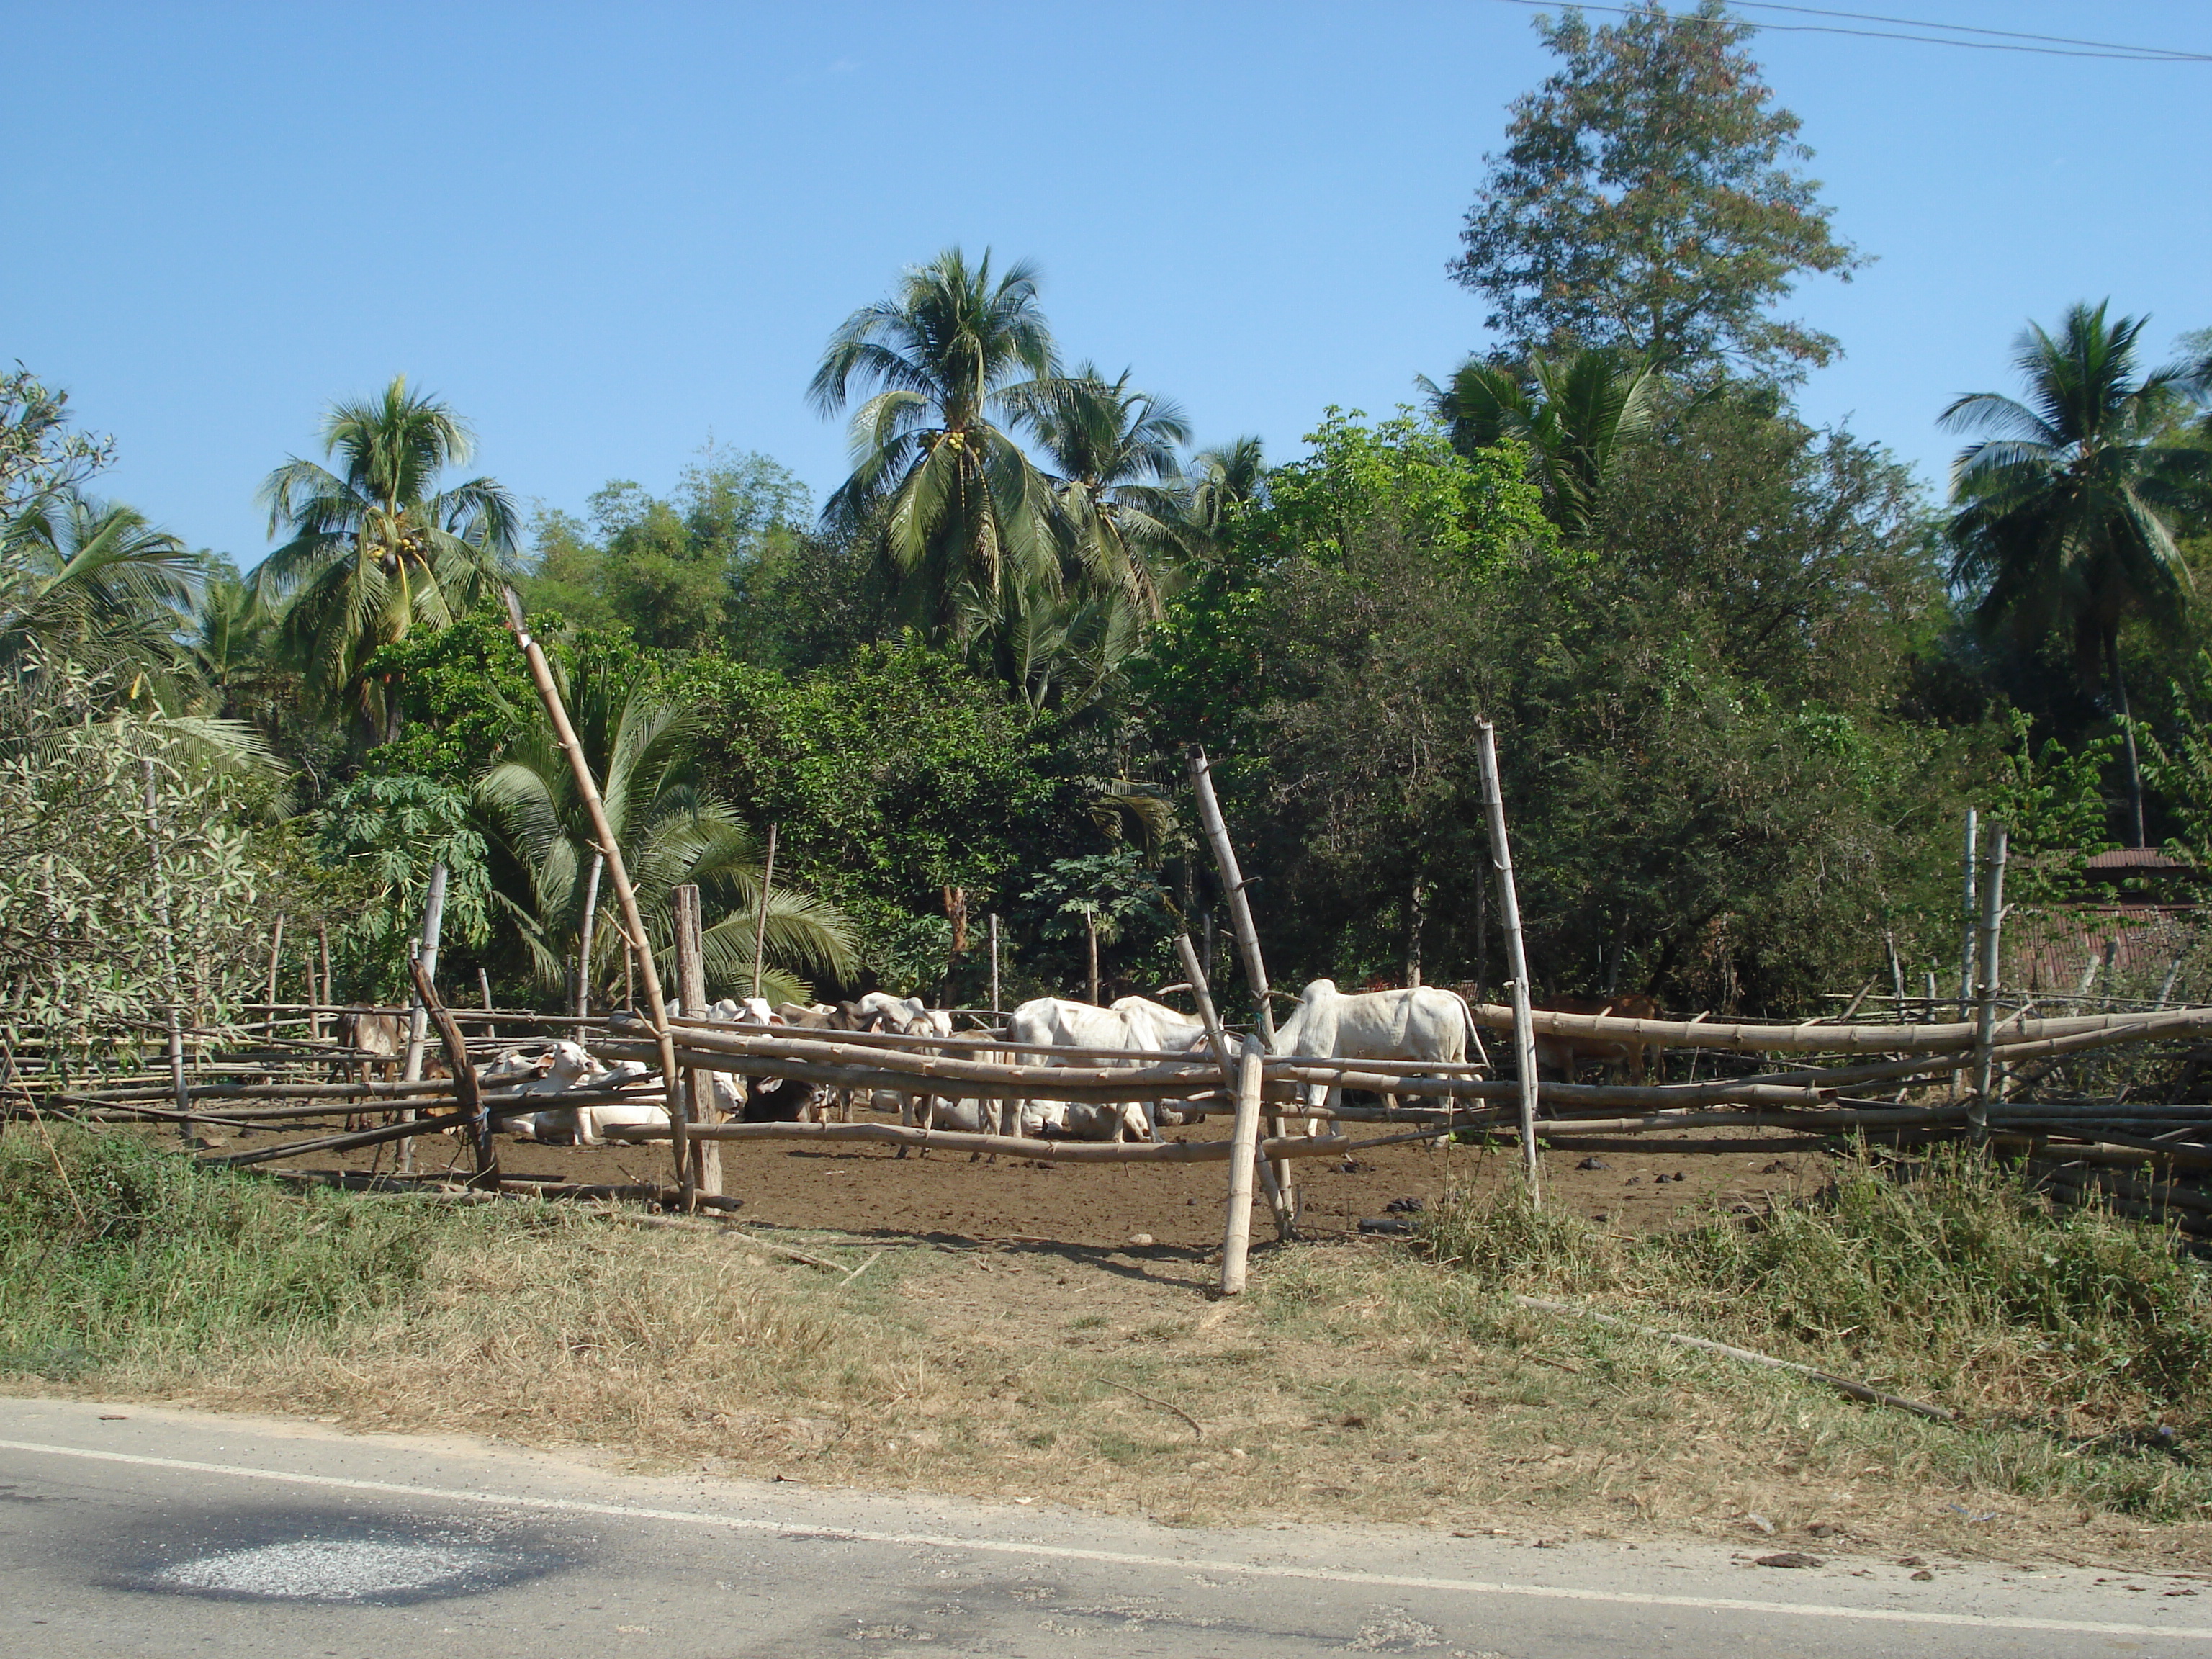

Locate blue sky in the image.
[9,1,2208,565]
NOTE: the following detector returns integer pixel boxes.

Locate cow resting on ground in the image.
[490,1040,664,1146]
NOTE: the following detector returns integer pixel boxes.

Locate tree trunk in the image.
[2108,626,2147,849]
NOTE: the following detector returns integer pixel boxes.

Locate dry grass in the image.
[7,1124,2212,1571]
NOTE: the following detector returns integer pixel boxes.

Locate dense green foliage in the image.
[5,6,2209,1033]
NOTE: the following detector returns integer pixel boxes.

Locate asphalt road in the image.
[1,1398,2206,1657]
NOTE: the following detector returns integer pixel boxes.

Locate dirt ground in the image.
[276,1110,1839,1248]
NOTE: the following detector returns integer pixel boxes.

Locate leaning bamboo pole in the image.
[1190,745,1296,1234]
[1476,721,1539,1195]
[501,588,691,1208]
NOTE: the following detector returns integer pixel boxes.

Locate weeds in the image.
[1421,1144,2212,1444]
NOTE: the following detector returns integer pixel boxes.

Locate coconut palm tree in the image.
[1943,301,2212,847]
[1428,346,1658,538]
[1180,436,1267,550]
[0,495,202,680]
[1027,364,1190,618]
[474,657,855,1006]
[257,376,518,737]
[810,248,1063,641]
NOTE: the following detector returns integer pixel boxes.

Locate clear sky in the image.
[9,1,2208,566]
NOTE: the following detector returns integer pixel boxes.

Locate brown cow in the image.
[1529,994,1663,1086]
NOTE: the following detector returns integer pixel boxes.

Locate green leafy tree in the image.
[810,248,1062,643]
[1427,346,1659,538]
[1944,301,2212,847]
[475,658,855,1004]
[1991,711,2118,904]
[0,663,266,1064]
[314,773,493,1000]
[1452,1,1862,380]
[257,376,520,737]
[681,643,1058,991]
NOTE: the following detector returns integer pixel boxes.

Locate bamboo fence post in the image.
[1178,931,1294,1241]
[410,955,498,1188]
[673,883,721,1197]
[503,588,691,1208]
[1958,808,1979,1017]
[576,850,604,1017]
[141,757,192,1143]
[400,863,449,1084]
[1475,721,1541,1197]
[316,922,333,1043]
[263,916,285,1039]
[750,824,778,1004]
[397,865,446,1178]
[1956,807,1979,1098]
[1220,1038,1266,1296]
[1970,827,2010,1137]
[989,912,1002,1015]
[477,966,495,1041]
[1086,907,1100,1005]
[1188,745,1295,1233]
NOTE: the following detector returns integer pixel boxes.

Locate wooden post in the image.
[576,850,604,1017]
[1219,1038,1265,1297]
[989,912,1002,1015]
[502,588,691,1208]
[141,758,192,1143]
[400,863,449,1084]
[316,922,333,1044]
[1959,808,1979,1019]
[1475,721,1541,1200]
[1188,745,1294,1234]
[673,883,721,1197]
[263,916,285,1039]
[1970,827,2009,1138]
[1086,907,1100,1004]
[750,823,778,1004]
[1179,931,1293,1241]
[410,955,498,1188]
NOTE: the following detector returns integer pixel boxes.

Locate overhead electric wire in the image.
[1488,0,2212,63]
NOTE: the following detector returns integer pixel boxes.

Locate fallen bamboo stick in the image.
[601,1118,1411,1164]
[1511,1295,1955,1421]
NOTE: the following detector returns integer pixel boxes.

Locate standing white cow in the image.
[1269,980,1483,1120]
[1005,997,1212,1141]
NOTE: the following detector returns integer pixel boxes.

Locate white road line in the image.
[3,1437,2205,1640]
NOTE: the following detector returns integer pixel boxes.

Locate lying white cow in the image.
[490,1040,666,1146]
[1269,980,1483,1120]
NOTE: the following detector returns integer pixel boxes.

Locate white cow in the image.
[493,1040,667,1146]
[1005,997,1212,1142]
[1269,980,1483,1120]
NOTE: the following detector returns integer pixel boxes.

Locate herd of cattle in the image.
[338,982,1663,1149]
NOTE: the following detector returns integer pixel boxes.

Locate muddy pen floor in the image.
[290,1110,1840,1248]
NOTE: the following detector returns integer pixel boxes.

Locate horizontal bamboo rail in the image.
[1465,1002,2212,1056]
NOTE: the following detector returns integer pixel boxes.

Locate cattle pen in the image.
[13,600,2212,1292]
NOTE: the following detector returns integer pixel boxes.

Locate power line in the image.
[1488,0,2212,62]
